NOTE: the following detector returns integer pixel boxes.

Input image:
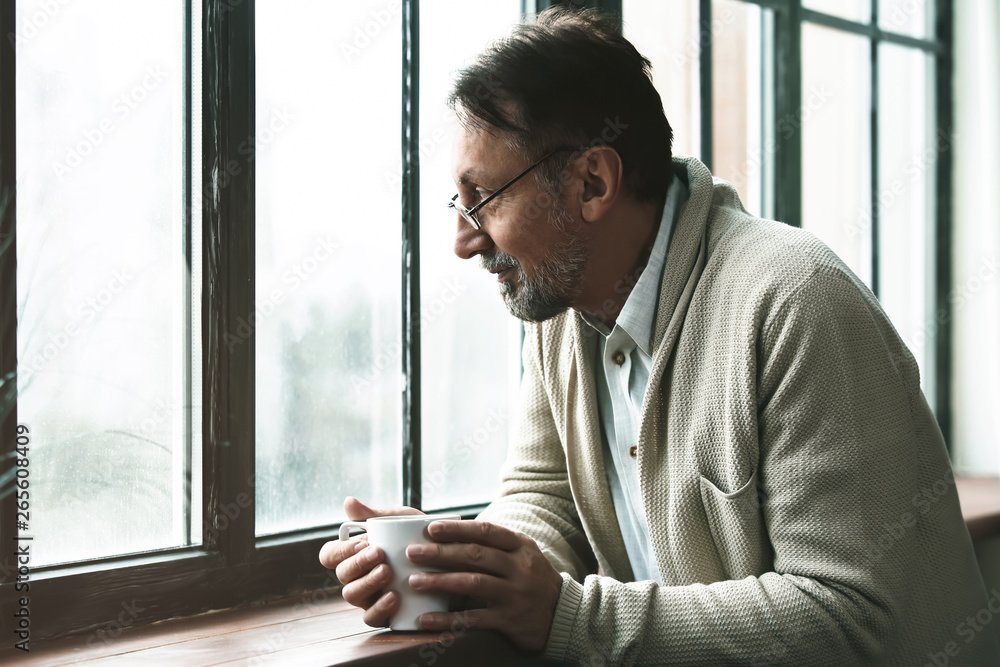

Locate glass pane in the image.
[803,0,871,23]
[623,0,701,159]
[801,24,872,286]
[712,0,765,216]
[255,0,402,534]
[879,0,935,39]
[950,0,1000,476]
[15,0,198,565]
[418,1,522,510]
[877,44,935,396]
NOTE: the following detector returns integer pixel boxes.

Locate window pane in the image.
[879,0,935,39]
[255,1,402,534]
[803,0,871,23]
[418,1,522,510]
[711,0,766,216]
[951,0,1000,476]
[877,44,935,396]
[623,0,701,160]
[15,0,197,565]
[801,24,872,286]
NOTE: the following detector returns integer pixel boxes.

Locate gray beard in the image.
[479,206,590,323]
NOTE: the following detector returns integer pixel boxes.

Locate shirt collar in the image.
[582,176,690,355]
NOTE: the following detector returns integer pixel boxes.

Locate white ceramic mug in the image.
[339,514,461,631]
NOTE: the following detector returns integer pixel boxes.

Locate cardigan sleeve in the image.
[476,324,598,582]
[542,268,945,666]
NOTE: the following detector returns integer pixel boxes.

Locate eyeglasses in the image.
[448,147,578,230]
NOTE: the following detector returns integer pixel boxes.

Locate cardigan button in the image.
[612,350,626,366]
[629,445,637,458]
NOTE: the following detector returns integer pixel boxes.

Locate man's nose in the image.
[453,214,493,260]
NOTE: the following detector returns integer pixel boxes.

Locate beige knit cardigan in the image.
[476,156,998,666]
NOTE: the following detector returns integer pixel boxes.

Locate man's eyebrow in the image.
[457,169,485,186]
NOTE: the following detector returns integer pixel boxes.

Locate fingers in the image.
[362,591,401,628]
[342,562,394,608]
[344,496,424,521]
[408,571,505,601]
[427,520,523,551]
[335,544,383,585]
[406,542,511,577]
[319,537,367,571]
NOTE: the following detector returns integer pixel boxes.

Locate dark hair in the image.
[448,6,673,206]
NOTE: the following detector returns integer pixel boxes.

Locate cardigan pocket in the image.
[699,468,772,580]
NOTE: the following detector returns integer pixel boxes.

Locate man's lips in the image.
[491,266,515,282]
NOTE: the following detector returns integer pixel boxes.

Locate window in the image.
[623,0,948,420]
[0,0,971,645]
[1,0,524,641]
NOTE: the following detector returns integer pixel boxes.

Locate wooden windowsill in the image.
[2,477,993,665]
[956,475,1000,541]
[0,594,564,666]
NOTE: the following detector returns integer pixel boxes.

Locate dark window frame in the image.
[0,0,954,642]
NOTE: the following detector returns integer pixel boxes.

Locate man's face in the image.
[450,123,590,323]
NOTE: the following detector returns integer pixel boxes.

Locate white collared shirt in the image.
[582,175,689,583]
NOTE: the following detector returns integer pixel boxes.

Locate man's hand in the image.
[404,520,563,652]
[318,497,423,627]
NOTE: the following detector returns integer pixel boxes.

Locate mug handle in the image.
[339,520,367,542]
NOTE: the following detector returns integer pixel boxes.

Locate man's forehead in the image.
[450,123,517,184]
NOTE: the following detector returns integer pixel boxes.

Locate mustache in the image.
[480,250,520,273]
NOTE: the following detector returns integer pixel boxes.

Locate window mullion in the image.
[402,0,421,510]
[700,0,713,170]
[202,0,256,563]
[0,0,17,589]
[933,0,953,448]
[870,3,880,299]
[774,0,803,227]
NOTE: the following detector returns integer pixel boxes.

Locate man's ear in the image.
[577,146,623,223]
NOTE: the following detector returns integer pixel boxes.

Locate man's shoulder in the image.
[702,194,864,302]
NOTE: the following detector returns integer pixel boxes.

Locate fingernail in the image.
[364,546,379,564]
[407,544,426,558]
[409,573,427,589]
[428,521,443,535]
[354,541,366,554]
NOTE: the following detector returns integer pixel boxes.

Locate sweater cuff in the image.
[543,571,584,661]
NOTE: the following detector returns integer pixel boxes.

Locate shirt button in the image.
[612,351,626,366]
[629,445,637,458]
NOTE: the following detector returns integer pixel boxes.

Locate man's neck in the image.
[574,197,663,328]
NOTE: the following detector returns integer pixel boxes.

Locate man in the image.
[320,8,999,665]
